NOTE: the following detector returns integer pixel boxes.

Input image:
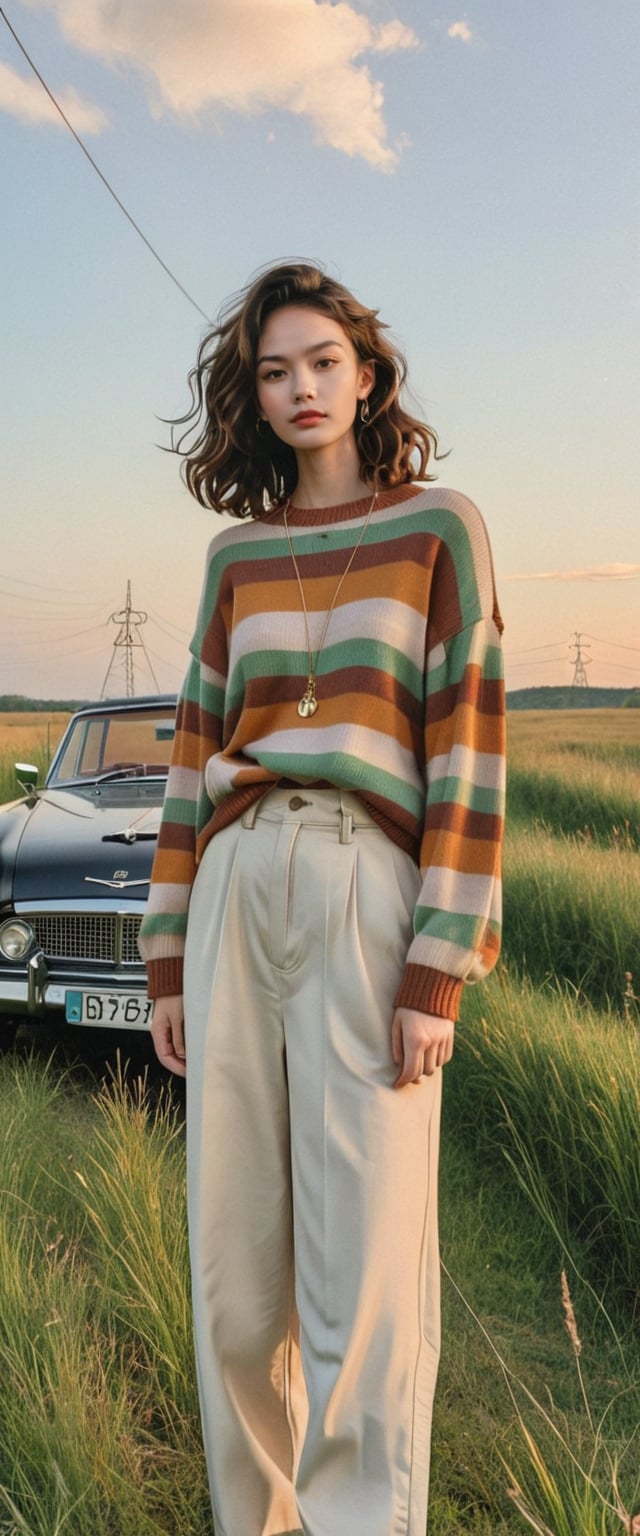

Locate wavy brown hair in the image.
[171,262,441,518]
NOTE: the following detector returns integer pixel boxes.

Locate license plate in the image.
[65,991,153,1028]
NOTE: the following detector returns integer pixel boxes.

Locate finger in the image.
[394,1046,423,1089]
[171,1016,186,1062]
[422,1044,439,1077]
[151,1019,186,1077]
[390,1012,403,1066]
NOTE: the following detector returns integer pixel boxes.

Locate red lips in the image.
[291,411,326,423]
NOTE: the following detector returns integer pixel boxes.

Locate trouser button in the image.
[288,794,309,810]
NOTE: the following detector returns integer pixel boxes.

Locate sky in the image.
[1,0,639,700]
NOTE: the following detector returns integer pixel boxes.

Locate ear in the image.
[357,359,376,401]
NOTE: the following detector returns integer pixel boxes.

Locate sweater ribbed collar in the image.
[261,483,422,528]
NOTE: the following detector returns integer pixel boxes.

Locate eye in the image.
[260,367,286,381]
[316,356,339,370]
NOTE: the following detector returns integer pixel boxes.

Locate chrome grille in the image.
[29,913,143,966]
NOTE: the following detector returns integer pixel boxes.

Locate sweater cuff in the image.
[394,964,463,1021]
[146,956,184,1001]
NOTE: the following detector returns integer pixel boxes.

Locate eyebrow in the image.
[257,340,346,364]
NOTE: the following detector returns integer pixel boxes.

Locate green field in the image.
[0,711,638,1534]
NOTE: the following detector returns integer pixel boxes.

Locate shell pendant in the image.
[298,679,318,718]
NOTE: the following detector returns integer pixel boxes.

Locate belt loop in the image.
[241,796,261,830]
[339,792,353,845]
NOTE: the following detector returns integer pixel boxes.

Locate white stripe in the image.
[239,723,423,790]
[418,865,498,917]
[428,747,505,791]
[165,765,202,800]
[407,932,493,983]
[140,882,192,913]
[230,597,426,672]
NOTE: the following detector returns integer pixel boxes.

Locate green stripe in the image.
[428,779,503,815]
[414,908,486,945]
[199,679,226,717]
[256,749,423,818]
[162,796,199,824]
[139,912,187,938]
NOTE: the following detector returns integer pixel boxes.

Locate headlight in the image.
[0,919,35,960]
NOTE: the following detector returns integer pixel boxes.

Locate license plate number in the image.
[65,991,153,1027]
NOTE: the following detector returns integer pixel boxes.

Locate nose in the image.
[293,371,316,401]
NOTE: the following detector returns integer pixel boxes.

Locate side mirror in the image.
[15,762,39,791]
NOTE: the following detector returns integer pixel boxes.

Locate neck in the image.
[291,438,368,509]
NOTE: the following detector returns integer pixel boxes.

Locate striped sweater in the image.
[139,484,505,1019]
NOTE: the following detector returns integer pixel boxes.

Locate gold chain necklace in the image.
[283,492,378,718]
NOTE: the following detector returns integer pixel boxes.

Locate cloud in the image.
[447,21,472,42]
[506,564,640,583]
[27,0,420,170]
[0,59,106,132]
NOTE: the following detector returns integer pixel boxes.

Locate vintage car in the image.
[0,695,177,1044]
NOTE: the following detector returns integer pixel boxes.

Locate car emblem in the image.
[84,875,150,889]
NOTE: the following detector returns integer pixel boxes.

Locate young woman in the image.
[139,261,505,1536]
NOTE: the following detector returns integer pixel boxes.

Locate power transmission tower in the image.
[100,580,160,698]
[569,632,591,688]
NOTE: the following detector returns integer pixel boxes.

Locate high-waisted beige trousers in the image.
[183,788,442,1536]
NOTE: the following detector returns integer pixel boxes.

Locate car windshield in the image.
[47,708,176,786]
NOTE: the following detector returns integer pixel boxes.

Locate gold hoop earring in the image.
[360,398,370,424]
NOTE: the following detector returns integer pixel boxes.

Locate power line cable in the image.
[506,640,568,655]
[147,609,192,639]
[0,585,114,609]
[143,643,187,674]
[583,633,640,655]
[0,572,103,595]
[0,6,211,325]
[503,654,567,666]
[147,615,191,646]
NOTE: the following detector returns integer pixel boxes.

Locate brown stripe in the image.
[157,822,195,853]
[424,803,503,841]
[214,530,440,606]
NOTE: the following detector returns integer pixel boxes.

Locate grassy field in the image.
[0,713,70,804]
[0,709,638,1534]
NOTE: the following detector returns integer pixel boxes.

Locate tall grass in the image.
[444,1263,640,1536]
[0,1054,209,1535]
[455,972,640,1309]
[507,763,640,847]
[507,711,640,847]
[0,713,69,804]
[502,825,640,1007]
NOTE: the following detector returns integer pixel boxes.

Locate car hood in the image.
[0,787,164,906]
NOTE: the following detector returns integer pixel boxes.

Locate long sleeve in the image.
[138,601,227,999]
[394,608,505,1020]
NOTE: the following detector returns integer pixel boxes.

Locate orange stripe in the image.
[426,701,505,759]
[420,828,501,876]
[153,849,195,884]
[226,692,416,751]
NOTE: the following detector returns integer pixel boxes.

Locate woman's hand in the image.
[150,995,187,1077]
[391,1007,454,1089]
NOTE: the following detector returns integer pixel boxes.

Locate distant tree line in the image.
[0,695,89,713]
[2,688,639,714]
[507,686,640,710]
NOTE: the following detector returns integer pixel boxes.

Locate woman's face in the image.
[255,306,374,454]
